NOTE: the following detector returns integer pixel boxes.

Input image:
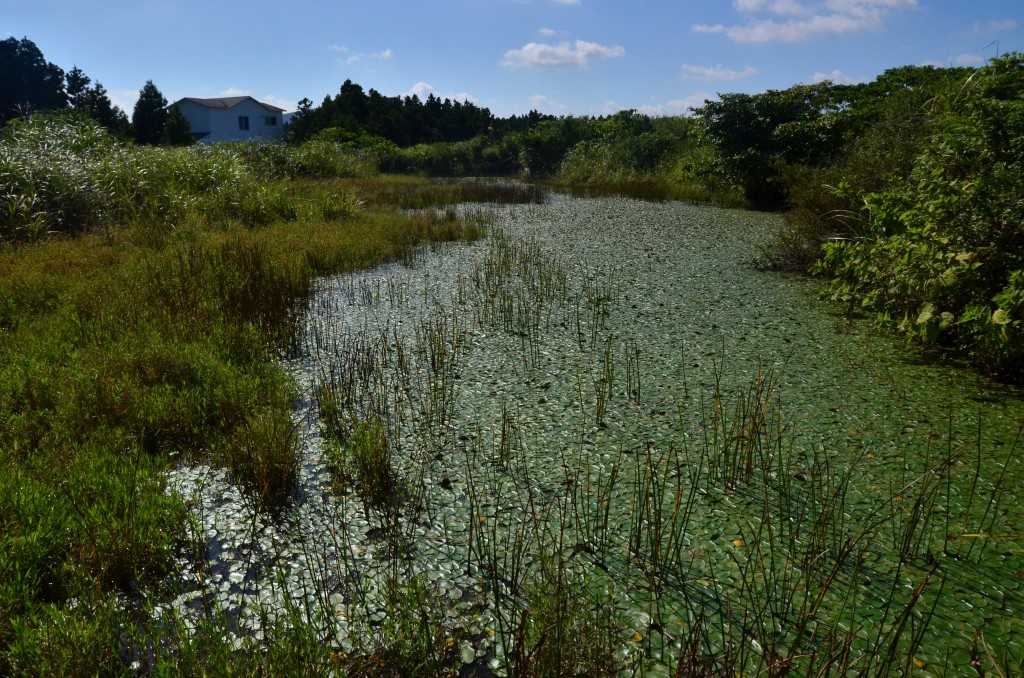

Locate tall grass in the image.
[0,113,399,244]
[0,114,504,673]
[554,132,746,206]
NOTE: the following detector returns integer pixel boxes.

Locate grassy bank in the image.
[0,116,502,673]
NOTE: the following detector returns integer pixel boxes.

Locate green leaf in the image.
[916,303,936,326]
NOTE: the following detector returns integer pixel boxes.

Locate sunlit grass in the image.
[0,115,505,673]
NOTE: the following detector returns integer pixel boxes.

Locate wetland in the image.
[163,195,1024,675]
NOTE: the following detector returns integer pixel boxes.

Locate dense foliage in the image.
[812,53,1024,377]
[0,37,129,134]
[132,80,168,146]
[286,79,520,146]
[0,37,66,124]
[692,83,851,209]
[64,65,131,135]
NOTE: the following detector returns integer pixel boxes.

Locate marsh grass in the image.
[349,175,547,210]
[17,220,1004,676]
[0,115,516,673]
[555,179,746,207]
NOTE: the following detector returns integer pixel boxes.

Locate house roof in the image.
[172,96,286,113]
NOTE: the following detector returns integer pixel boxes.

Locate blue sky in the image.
[5,1,1021,117]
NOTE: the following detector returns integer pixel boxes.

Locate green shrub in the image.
[814,53,1024,377]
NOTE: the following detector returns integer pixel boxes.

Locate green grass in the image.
[0,115,498,674]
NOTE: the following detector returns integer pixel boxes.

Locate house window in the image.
[238,116,250,131]
[264,116,277,126]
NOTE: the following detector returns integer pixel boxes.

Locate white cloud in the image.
[409,82,435,99]
[406,82,476,103]
[501,40,625,69]
[680,64,759,81]
[262,95,298,112]
[552,0,580,4]
[952,53,984,66]
[529,94,568,113]
[606,97,710,117]
[680,91,717,111]
[538,27,557,37]
[328,45,393,66]
[807,69,865,84]
[634,93,716,117]
[110,89,138,113]
[968,19,1016,36]
[219,87,251,97]
[694,0,917,43]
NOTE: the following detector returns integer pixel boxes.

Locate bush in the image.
[813,54,1024,377]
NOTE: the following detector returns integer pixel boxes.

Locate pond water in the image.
[163,195,1024,674]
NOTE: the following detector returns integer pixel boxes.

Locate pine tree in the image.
[65,66,91,111]
[132,80,167,145]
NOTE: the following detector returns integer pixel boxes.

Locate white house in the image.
[170,96,286,143]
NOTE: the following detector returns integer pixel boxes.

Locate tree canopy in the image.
[163,105,193,145]
[0,38,129,134]
[65,65,130,135]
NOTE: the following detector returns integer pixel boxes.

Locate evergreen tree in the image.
[84,82,131,136]
[0,37,67,123]
[132,80,167,145]
[65,66,91,111]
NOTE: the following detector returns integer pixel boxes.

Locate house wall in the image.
[207,100,284,143]
[174,99,284,144]
[175,100,213,141]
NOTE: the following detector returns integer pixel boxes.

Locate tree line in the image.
[0,37,557,149]
[285,79,553,146]
[2,36,200,146]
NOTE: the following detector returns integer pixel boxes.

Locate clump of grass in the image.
[311,189,363,222]
[345,418,400,520]
[511,570,625,677]
[223,401,299,509]
[284,140,380,179]
[351,175,546,210]
[370,575,464,675]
